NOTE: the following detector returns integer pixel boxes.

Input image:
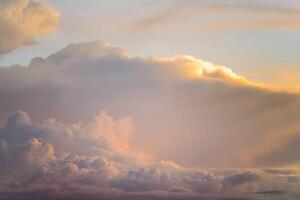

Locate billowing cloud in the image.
[0,0,60,55]
[0,41,299,169]
[0,111,300,200]
[0,40,300,200]
[0,110,140,176]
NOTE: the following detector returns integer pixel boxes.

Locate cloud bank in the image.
[0,40,299,168]
[0,0,60,55]
[0,40,300,199]
[0,111,300,200]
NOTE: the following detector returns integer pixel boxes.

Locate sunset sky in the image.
[2,0,300,90]
[0,1,300,200]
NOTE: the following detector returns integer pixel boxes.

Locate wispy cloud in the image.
[132,1,300,31]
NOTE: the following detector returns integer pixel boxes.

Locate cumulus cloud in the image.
[0,0,60,55]
[0,40,300,172]
[0,111,299,200]
[0,110,140,176]
[0,36,299,197]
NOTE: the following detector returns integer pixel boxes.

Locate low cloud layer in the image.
[0,0,60,55]
[0,111,300,200]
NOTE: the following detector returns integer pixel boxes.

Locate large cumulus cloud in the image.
[0,40,300,169]
[0,0,60,55]
[0,40,300,198]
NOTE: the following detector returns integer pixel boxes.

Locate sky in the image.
[0,0,300,200]
[1,0,300,89]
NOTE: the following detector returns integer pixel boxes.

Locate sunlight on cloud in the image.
[0,0,300,200]
[0,40,299,167]
[0,40,300,199]
[0,0,60,55]
[0,111,300,200]
[148,55,252,85]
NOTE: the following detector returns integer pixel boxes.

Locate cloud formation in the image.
[0,111,300,200]
[0,0,60,55]
[0,40,299,172]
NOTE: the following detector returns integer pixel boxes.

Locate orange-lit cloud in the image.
[0,0,60,55]
[0,40,299,169]
[148,55,250,84]
[249,66,300,93]
[0,110,300,200]
[0,40,300,199]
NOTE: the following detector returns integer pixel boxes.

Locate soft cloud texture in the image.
[0,0,60,55]
[0,1,299,199]
[0,40,300,172]
[0,110,136,176]
[0,111,300,200]
[132,1,300,31]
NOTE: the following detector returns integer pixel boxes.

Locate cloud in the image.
[132,1,300,32]
[242,129,300,167]
[0,40,300,172]
[0,0,60,55]
[0,110,140,176]
[0,111,300,200]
